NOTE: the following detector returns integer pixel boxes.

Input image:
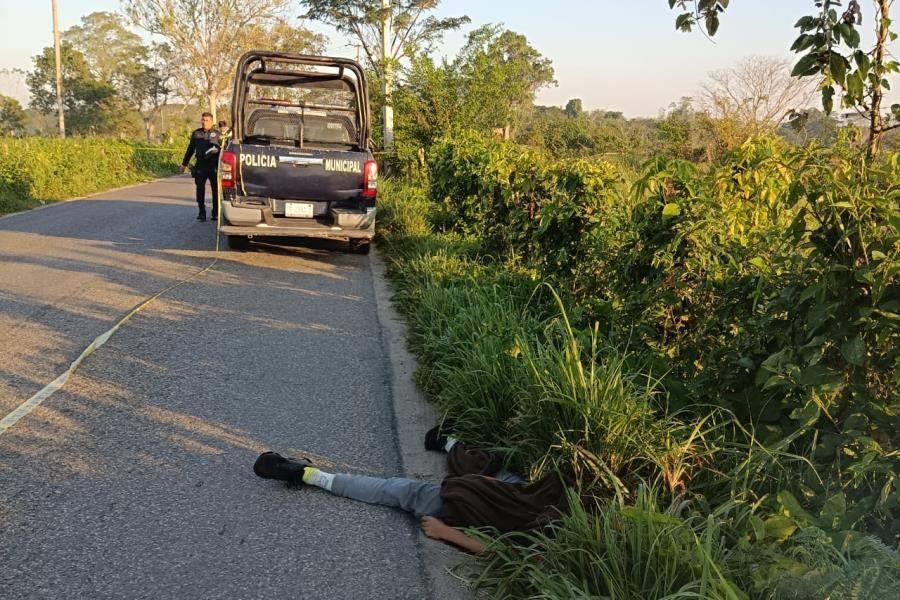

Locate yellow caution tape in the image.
[0,182,222,436]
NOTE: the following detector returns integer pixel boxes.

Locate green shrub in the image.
[0,137,181,214]
[377,127,900,595]
[424,131,900,539]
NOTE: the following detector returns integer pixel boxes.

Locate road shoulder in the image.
[370,247,477,600]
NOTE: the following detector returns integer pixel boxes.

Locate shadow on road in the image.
[0,181,425,598]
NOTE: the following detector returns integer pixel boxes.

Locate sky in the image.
[0,1,896,117]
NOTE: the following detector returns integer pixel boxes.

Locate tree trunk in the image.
[207,91,218,122]
[866,0,890,160]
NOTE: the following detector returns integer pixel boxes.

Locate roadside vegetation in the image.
[369,2,899,598]
[0,138,180,214]
[377,128,899,597]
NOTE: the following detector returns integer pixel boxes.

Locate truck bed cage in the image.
[231,51,370,148]
[247,99,355,113]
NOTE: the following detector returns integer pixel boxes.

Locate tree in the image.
[300,1,469,148]
[27,43,128,135]
[125,0,293,120]
[565,98,583,117]
[455,25,556,138]
[64,11,172,140]
[0,95,27,135]
[246,18,327,54]
[669,0,900,158]
[518,105,597,156]
[63,12,146,84]
[121,59,172,141]
[700,56,815,147]
[779,107,840,146]
[656,97,720,162]
[395,25,555,147]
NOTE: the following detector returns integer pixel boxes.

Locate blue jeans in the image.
[330,470,522,518]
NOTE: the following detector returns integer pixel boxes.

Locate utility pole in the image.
[51,0,65,138]
[381,0,394,149]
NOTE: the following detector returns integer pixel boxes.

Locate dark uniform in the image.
[181,127,222,220]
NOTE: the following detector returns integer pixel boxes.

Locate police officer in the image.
[181,112,222,221]
[218,119,231,138]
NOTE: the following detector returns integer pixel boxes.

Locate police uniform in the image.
[181,127,222,220]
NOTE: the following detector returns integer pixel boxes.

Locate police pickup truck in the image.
[219,52,377,254]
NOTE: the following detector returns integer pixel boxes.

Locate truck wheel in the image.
[348,239,371,255]
[228,235,250,251]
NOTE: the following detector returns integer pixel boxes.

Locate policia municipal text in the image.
[181,112,223,222]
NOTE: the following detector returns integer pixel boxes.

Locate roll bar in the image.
[230,52,371,148]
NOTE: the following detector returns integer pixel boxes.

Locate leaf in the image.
[750,514,766,541]
[777,491,819,526]
[749,256,769,273]
[844,25,861,48]
[792,53,820,77]
[798,364,843,388]
[854,50,871,75]
[829,53,847,85]
[790,401,821,426]
[820,492,846,529]
[847,71,865,99]
[675,13,694,32]
[764,515,798,542]
[662,203,680,220]
[705,12,720,36]
[840,334,866,366]
[795,16,817,32]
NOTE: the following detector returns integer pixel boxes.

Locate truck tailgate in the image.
[237,145,369,203]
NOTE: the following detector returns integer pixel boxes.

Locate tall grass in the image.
[476,487,747,600]
[0,137,181,214]
[376,173,900,599]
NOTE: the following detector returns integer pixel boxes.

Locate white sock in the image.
[444,437,458,452]
[302,467,335,492]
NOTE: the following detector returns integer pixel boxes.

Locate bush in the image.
[425,131,900,539]
[376,124,900,595]
[0,136,181,214]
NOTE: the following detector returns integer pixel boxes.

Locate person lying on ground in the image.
[252,427,569,554]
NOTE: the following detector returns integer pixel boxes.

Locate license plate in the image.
[285,201,314,218]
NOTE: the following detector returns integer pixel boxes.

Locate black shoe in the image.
[197,214,206,222]
[424,425,449,452]
[253,452,310,484]
[211,214,218,221]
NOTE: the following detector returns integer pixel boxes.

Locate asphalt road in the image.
[0,177,427,599]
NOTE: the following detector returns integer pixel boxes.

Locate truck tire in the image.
[228,235,250,250]
[348,239,371,255]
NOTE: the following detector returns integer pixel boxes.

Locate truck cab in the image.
[219,52,377,254]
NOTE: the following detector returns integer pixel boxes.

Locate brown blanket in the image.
[439,444,569,532]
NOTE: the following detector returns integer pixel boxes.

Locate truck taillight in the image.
[221,150,237,187]
[362,160,378,198]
